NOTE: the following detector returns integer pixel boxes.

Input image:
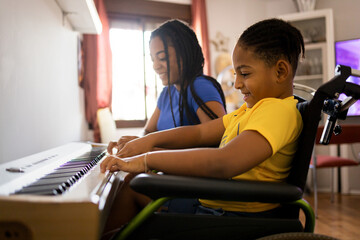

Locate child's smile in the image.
[242,92,251,102]
[232,44,280,108]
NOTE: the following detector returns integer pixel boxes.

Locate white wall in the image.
[316,0,360,41]
[206,0,297,77]
[206,0,360,194]
[0,0,90,164]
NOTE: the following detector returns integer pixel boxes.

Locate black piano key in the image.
[59,162,91,168]
[15,189,58,195]
[51,166,88,174]
[46,169,85,176]
[45,173,79,186]
[13,148,106,196]
[27,177,73,187]
[16,183,65,194]
[41,172,78,179]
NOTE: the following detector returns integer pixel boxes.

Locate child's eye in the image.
[234,71,250,78]
[240,73,250,77]
[156,53,167,62]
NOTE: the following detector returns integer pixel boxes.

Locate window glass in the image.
[109,20,163,121]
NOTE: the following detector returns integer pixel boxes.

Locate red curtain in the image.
[191,0,211,76]
[82,0,112,143]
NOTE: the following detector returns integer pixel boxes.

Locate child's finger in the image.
[109,164,121,172]
[105,155,127,173]
[100,155,118,173]
[117,136,137,151]
[107,141,118,154]
[100,156,109,173]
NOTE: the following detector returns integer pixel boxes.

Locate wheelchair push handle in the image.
[320,65,360,145]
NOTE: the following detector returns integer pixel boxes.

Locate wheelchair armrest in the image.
[130,173,303,203]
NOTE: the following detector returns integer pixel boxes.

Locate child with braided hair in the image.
[109,19,227,151]
[101,18,305,238]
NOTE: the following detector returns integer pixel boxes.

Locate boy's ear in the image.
[275,60,291,83]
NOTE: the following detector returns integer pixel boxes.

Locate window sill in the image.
[115,120,146,128]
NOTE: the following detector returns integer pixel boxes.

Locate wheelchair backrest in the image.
[287,92,326,191]
[287,65,357,191]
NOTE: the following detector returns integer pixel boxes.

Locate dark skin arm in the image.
[107,101,226,154]
[101,118,272,179]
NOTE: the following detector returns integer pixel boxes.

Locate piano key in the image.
[11,146,107,196]
[51,166,89,174]
[27,176,73,187]
[16,183,65,195]
[14,188,58,195]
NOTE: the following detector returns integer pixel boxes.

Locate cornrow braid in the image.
[150,19,226,127]
[238,18,305,76]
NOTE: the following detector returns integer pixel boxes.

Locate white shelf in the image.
[295,74,323,81]
[279,9,335,89]
[305,42,326,50]
[279,9,332,22]
[55,0,102,34]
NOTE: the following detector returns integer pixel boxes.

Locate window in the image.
[105,0,191,128]
[109,20,164,127]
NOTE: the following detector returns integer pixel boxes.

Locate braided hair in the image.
[238,18,305,76]
[150,19,226,127]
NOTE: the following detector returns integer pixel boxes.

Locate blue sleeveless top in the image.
[157,76,224,131]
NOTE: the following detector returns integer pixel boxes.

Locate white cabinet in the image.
[279,9,335,91]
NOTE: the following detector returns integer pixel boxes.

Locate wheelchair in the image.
[111,65,360,240]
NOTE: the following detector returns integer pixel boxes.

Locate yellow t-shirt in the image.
[200,96,303,212]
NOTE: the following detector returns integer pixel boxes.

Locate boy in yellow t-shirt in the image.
[100,18,305,233]
[200,97,302,213]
